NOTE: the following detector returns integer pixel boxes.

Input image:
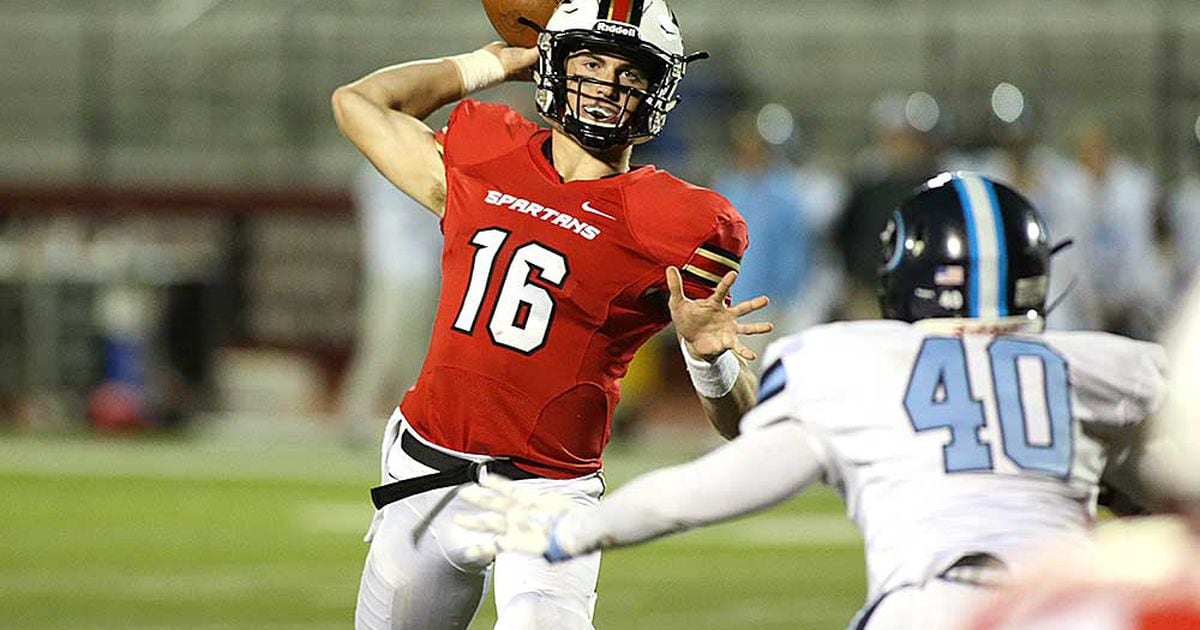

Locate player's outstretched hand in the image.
[482,42,538,82]
[454,473,578,564]
[666,266,773,362]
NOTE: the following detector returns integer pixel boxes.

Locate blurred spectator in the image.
[1166,117,1200,290]
[711,104,841,352]
[1070,117,1169,338]
[1167,172,1200,290]
[791,128,848,331]
[337,163,442,447]
[640,45,740,181]
[836,92,947,318]
[972,85,1094,330]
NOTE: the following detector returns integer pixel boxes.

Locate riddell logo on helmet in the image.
[594,21,638,39]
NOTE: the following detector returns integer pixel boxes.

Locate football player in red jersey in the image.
[331,0,770,627]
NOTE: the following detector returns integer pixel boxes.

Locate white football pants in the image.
[355,410,603,630]
[854,579,995,630]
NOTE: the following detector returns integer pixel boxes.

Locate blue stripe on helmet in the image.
[952,177,980,317]
[983,179,1008,316]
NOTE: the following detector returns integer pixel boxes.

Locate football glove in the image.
[454,473,579,563]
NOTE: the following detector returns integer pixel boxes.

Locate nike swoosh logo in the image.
[581,201,617,221]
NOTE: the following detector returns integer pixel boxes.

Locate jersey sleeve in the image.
[678,196,749,303]
[1054,332,1167,428]
[738,333,838,483]
[554,420,825,557]
[437,99,540,168]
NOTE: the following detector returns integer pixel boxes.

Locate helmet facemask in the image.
[535,30,684,151]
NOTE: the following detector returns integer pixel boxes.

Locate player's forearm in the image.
[551,421,822,557]
[334,58,465,122]
[679,340,757,439]
[698,365,757,439]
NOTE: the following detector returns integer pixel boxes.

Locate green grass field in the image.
[0,431,864,629]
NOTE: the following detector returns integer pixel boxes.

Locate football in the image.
[482,0,559,48]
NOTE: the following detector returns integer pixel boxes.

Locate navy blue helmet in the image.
[878,172,1051,324]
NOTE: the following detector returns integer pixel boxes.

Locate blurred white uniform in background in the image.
[339,164,442,445]
[789,162,847,331]
[1167,172,1200,289]
[1070,121,1169,338]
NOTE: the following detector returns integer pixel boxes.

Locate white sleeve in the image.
[1063,334,1166,428]
[553,420,823,555]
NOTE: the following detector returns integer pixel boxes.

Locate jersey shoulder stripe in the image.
[682,242,742,288]
[756,359,787,403]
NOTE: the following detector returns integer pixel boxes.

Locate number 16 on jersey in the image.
[903,337,1074,478]
[452,228,569,355]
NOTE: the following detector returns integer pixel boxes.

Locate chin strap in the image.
[1050,238,1074,256]
[1043,237,1077,317]
[684,51,710,64]
[1044,277,1079,318]
[517,16,546,36]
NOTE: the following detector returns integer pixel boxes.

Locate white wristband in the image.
[446,49,506,95]
[679,338,740,398]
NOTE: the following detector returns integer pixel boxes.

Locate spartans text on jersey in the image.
[483,190,603,240]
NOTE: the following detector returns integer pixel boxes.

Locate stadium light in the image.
[756,103,794,145]
[991,82,1025,124]
[905,92,940,133]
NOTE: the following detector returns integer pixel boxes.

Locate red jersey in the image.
[400,100,748,478]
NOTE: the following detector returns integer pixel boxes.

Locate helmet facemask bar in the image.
[535,30,684,150]
[562,73,646,147]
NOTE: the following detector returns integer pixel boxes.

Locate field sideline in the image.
[0,431,865,629]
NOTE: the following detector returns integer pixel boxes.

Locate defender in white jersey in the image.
[455,172,1167,629]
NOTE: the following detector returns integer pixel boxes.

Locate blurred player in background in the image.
[457,172,1167,630]
[338,163,442,448]
[711,104,847,354]
[331,0,770,627]
[1165,116,1200,291]
[971,88,1095,331]
[1069,117,1168,339]
[710,107,810,355]
[836,92,947,319]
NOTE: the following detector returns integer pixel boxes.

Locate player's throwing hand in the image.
[480,42,538,82]
[666,266,772,362]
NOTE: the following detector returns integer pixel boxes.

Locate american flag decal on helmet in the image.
[682,242,741,289]
[597,0,644,25]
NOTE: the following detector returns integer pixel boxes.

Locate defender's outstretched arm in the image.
[456,420,824,562]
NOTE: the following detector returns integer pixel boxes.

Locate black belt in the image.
[369,431,539,510]
[853,554,1007,629]
[937,553,1008,587]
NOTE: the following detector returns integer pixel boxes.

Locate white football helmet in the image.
[532,0,703,150]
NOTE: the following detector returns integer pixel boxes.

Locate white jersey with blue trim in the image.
[742,320,1166,600]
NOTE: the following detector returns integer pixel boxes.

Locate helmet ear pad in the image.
[877,173,1051,323]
